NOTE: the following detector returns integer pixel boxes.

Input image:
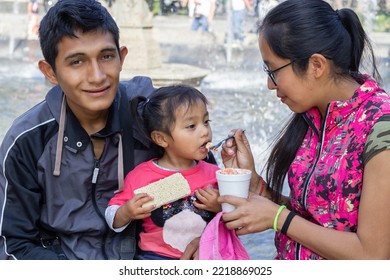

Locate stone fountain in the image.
[109,0,209,87]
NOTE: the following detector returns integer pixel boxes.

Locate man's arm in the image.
[0,137,61,259]
[180,237,200,260]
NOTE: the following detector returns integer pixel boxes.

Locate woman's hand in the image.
[221,129,256,173]
[221,129,262,193]
[218,192,278,235]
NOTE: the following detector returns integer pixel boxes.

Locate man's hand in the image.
[180,237,200,260]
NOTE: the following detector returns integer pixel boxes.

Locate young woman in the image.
[219,0,390,259]
[105,85,221,260]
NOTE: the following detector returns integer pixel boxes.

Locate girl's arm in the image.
[112,193,155,228]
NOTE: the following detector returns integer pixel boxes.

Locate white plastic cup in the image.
[216,168,252,212]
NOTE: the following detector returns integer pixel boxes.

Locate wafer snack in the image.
[134,173,191,208]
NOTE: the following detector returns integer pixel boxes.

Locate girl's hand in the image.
[194,186,221,213]
[113,193,154,228]
[124,193,155,220]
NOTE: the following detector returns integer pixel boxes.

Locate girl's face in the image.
[167,100,212,163]
[259,35,316,113]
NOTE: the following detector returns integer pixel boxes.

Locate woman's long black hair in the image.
[258,0,379,202]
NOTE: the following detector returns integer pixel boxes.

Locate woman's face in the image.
[259,35,317,113]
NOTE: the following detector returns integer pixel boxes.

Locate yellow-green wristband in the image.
[273,205,286,232]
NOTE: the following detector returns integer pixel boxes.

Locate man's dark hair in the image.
[39,0,120,71]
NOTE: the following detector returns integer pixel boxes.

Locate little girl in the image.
[105,85,221,260]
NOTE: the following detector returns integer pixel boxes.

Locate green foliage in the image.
[374,12,390,32]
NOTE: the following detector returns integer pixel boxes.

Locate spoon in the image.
[208,129,246,151]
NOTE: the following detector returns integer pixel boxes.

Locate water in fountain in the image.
[352,0,379,34]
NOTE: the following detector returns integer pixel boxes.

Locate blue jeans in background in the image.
[233,9,246,42]
[191,15,209,32]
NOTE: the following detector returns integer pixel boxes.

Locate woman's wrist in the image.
[273,205,287,231]
[259,177,266,195]
[281,211,296,235]
[250,173,262,193]
[254,176,268,196]
[272,205,297,235]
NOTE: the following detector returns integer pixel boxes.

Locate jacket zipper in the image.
[92,159,100,184]
[91,159,109,259]
[295,106,330,259]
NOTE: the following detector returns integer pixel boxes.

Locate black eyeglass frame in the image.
[263,60,295,86]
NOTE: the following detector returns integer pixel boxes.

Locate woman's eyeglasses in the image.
[263,60,295,86]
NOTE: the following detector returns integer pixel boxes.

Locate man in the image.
[0,0,211,260]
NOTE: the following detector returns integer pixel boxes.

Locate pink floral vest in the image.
[275,76,390,259]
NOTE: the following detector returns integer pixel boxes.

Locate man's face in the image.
[46,30,127,120]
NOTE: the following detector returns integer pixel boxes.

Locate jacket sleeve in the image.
[0,137,61,260]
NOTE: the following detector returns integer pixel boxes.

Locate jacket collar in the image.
[304,75,382,133]
[45,85,122,152]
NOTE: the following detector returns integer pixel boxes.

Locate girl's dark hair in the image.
[131,85,209,147]
[258,0,380,202]
[39,0,120,71]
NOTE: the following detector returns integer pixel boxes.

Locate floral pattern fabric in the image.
[275,75,390,259]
